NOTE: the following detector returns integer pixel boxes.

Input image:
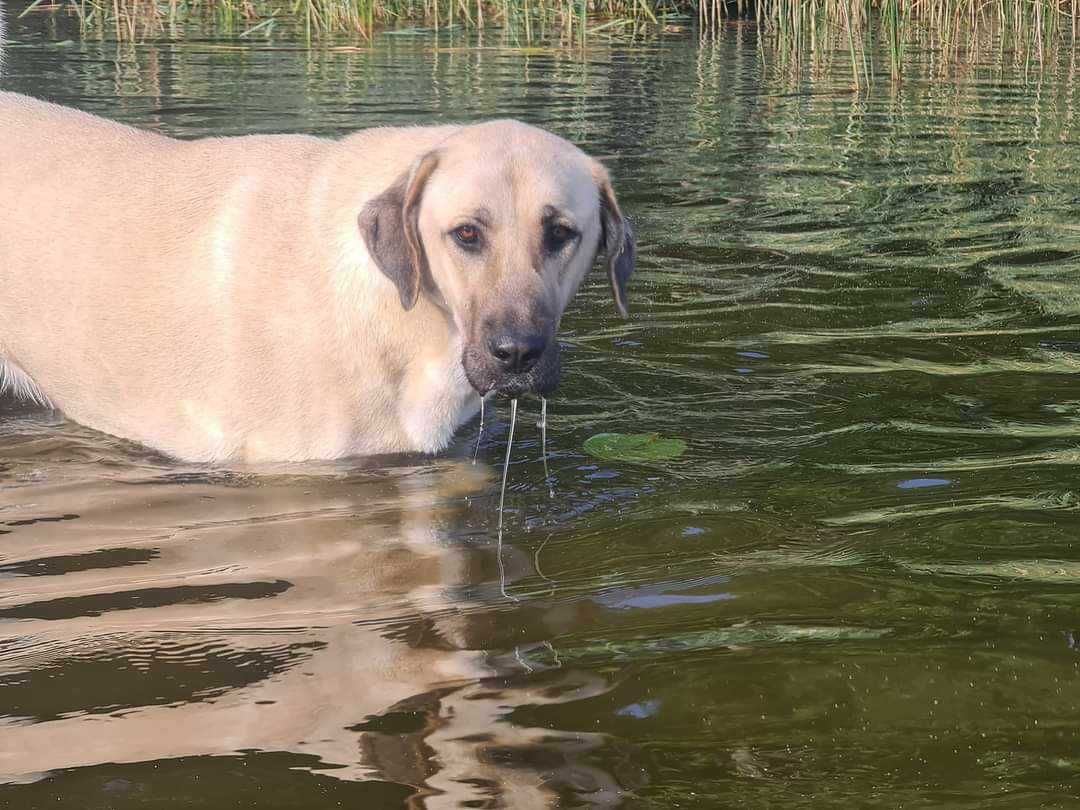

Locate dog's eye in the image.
[452,225,481,248]
[544,223,577,253]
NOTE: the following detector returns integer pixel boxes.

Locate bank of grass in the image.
[21,0,1080,79]
[32,0,675,39]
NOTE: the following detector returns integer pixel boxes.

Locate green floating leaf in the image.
[584,432,687,463]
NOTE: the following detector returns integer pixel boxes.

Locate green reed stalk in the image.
[47,0,1080,73]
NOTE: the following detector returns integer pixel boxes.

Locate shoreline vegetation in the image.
[13,0,1080,83]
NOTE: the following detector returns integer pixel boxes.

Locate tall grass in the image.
[19,0,1080,80]
[747,0,1079,83]
[33,0,677,38]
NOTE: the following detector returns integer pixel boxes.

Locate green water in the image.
[3,9,1080,808]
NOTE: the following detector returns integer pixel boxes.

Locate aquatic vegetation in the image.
[584,431,688,462]
[756,0,1080,84]
[22,0,1080,74]
[28,0,676,38]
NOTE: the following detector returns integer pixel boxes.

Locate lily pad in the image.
[584,432,687,463]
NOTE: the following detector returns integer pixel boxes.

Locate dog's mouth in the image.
[462,341,561,399]
[491,372,557,399]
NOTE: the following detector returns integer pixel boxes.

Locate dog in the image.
[0,30,634,463]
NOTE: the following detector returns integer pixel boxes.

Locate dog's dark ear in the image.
[594,165,635,318]
[358,151,440,311]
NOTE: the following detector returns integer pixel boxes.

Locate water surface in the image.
[3,10,1080,807]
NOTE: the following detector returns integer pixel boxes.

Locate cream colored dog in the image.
[0,55,634,462]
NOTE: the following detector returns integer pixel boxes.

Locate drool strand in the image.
[496,398,519,601]
[472,393,485,463]
[539,396,554,498]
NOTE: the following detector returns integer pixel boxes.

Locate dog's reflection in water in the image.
[0,456,632,807]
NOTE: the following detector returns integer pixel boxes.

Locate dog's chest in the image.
[395,346,480,455]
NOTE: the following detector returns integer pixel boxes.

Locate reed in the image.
[37,0,681,37]
[749,0,1078,85]
[20,0,1080,76]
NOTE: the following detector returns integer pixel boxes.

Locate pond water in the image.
[3,8,1080,808]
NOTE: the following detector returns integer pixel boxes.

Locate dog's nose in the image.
[489,334,547,374]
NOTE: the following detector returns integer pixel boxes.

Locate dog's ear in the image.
[358,151,440,311]
[593,164,635,318]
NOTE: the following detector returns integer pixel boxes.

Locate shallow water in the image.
[3,9,1080,808]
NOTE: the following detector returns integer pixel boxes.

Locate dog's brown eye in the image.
[453,225,480,247]
[544,222,577,254]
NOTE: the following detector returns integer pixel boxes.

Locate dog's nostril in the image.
[489,335,547,374]
[522,345,542,363]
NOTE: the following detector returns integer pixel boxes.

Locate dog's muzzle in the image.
[463,336,560,398]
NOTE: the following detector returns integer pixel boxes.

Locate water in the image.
[3,9,1080,807]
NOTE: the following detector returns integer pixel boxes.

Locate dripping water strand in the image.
[539,396,554,498]
[473,393,485,463]
[497,398,518,602]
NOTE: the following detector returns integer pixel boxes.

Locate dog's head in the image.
[359,120,635,398]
